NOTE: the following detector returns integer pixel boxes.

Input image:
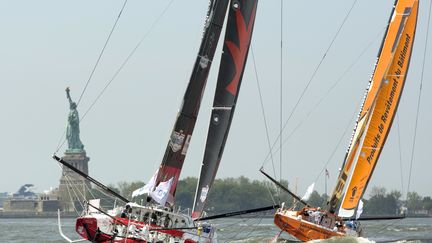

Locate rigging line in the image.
[252,44,281,203]
[264,181,277,206]
[81,179,101,204]
[279,0,359,141]
[62,170,87,204]
[60,164,107,206]
[86,182,97,201]
[53,0,176,153]
[56,0,128,152]
[56,138,68,155]
[217,216,254,233]
[396,113,404,197]
[57,163,84,214]
[65,185,81,215]
[225,216,265,241]
[261,0,359,167]
[406,0,431,199]
[55,129,67,153]
[313,97,363,184]
[251,47,276,181]
[90,181,121,205]
[64,180,80,215]
[239,216,264,240]
[219,217,256,241]
[369,218,404,236]
[80,0,175,122]
[279,0,283,198]
[76,0,129,107]
[60,161,95,202]
[261,26,385,166]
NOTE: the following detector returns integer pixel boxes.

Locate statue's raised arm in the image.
[65,87,84,152]
[66,87,73,106]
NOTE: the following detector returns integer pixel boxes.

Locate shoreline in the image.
[0,211,77,219]
[0,211,430,219]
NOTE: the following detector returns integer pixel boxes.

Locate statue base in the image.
[58,150,90,213]
[65,148,85,154]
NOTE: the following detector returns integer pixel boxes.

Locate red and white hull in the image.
[74,204,216,243]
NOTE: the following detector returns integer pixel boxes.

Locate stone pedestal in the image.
[58,150,90,212]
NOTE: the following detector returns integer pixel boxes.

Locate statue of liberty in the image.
[65,87,84,152]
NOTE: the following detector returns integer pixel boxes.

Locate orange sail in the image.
[338,0,418,217]
[329,0,419,213]
[273,1,420,241]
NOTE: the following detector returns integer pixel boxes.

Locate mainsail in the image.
[329,0,418,217]
[192,0,258,219]
[154,0,229,201]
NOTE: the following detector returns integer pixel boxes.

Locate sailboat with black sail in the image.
[54,0,261,242]
[263,0,419,241]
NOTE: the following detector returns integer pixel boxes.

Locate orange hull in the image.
[274,210,346,241]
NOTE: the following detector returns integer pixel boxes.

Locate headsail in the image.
[329,0,418,217]
[192,0,258,219]
[154,0,229,202]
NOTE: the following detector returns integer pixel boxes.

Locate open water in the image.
[0,217,431,243]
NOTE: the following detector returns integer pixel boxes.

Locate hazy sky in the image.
[1,1,430,199]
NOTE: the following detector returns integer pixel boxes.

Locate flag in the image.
[301,183,315,201]
[150,177,174,206]
[356,200,364,219]
[132,170,158,198]
[325,169,330,178]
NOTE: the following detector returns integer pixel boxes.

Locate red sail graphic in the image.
[225,7,255,95]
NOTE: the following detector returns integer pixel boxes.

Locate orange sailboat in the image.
[263,0,420,241]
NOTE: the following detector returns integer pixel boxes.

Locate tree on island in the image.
[95,177,431,217]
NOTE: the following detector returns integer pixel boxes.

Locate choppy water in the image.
[0,217,431,243]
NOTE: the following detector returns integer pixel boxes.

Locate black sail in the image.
[155,0,229,201]
[192,0,258,219]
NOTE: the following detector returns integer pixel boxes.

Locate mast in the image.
[329,0,419,217]
[154,0,229,202]
[192,0,258,219]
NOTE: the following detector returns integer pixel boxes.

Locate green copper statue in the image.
[66,87,84,152]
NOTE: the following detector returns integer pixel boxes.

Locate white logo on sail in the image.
[199,56,209,69]
[169,130,185,153]
[200,185,209,203]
